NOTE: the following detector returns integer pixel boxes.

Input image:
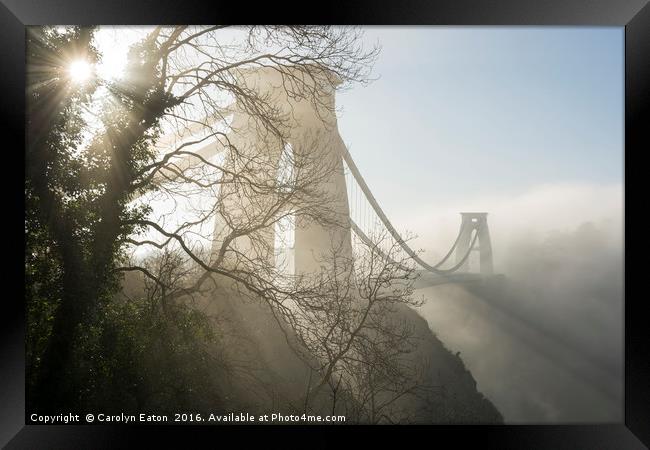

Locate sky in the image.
[93,25,625,266]
[336,27,624,237]
[94,26,624,225]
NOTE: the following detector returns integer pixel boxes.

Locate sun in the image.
[68,60,93,84]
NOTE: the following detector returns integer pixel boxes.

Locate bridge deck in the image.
[413,271,505,289]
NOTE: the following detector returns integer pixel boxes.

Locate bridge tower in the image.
[210,66,352,276]
[455,212,493,274]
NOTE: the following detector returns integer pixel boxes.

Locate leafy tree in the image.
[26,26,101,411]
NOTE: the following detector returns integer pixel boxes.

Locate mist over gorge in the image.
[410,182,623,422]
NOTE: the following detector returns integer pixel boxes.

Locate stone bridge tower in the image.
[210,66,352,276]
[455,212,494,274]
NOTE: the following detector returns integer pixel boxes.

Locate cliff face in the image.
[202,286,503,424]
[387,303,503,423]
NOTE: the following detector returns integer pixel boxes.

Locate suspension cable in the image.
[350,218,480,275]
[342,148,475,274]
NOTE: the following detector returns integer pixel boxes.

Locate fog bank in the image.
[410,182,623,422]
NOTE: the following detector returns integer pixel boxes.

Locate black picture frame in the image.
[2,1,648,447]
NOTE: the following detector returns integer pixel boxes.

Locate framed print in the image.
[2,0,648,447]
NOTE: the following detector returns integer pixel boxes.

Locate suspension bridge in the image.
[146,66,500,289]
[341,145,496,289]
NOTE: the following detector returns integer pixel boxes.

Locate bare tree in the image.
[261,229,447,423]
[113,25,379,310]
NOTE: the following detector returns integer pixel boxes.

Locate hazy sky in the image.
[96,27,624,213]
[95,26,625,255]
[336,27,624,227]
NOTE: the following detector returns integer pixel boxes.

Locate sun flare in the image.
[68,59,93,83]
